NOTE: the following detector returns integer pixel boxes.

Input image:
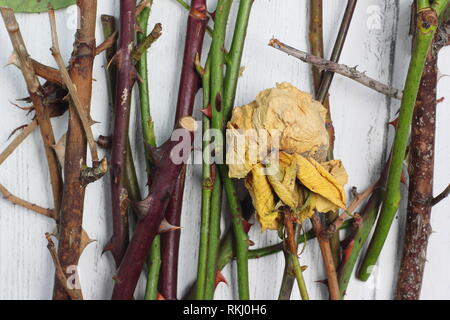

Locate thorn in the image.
[80,228,96,254]
[316,279,328,287]
[156,292,166,300]
[247,239,255,246]
[7,124,28,140]
[102,239,114,256]
[388,117,399,129]
[200,103,212,119]
[242,219,253,233]
[16,96,31,103]
[5,52,19,68]
[88,118,100,126]
[437,96,445,104]
[10,101,34,112]
[147,145,165,167]
[159,218,181,234]
[400,171,408,185]
[215,270,228,287]
[52,133,66,166]
[132,195,152,220]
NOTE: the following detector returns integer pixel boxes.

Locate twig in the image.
[104,0,136,266]
[269,39,403,100]
[284,208,309,300]
[432,183,450,206]
[95,31,118,56]
[48,9,99,164]
[134,3,163,301]
[324,182,376,237]
[310,213,340,300]
[45,233,82,300]
[1,8,63,221]
[132,23,162,62]
[308,0,339,269]
[53,0,98,300]
[357,1,449,281]
[159,0,208,300]
[0,120,37,166]
[30,59,63,85]
[316,0,358,103]
[0,183,54,218]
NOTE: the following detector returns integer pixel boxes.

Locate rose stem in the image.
[50,0,97,299]
[159,0,208,300]
[195,56,212,299]
[218,0,255,300]
[395,16,449,300]
[357,0,449,281]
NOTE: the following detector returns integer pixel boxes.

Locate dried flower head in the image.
[227,82,348,231]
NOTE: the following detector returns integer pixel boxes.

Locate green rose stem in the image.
[135,4,163,301]
[395,15,449,300]
[204,174,223,299]
[206,0,232,299]
[218,0,254,301]
[210,0,253,300]
[357,0,449,281]
[195,57,212,300]
[337,164,388,296]
[222,0,254,117]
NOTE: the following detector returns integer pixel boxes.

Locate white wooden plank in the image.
[0,0,447,300]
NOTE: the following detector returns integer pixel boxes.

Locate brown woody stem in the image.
[0,183,54,219]
[269,38,403,100]
[53,0,97,300]
[1,8,63,222]
[310,213,341,300]
[395,21,448,300]
[48,9,99,165]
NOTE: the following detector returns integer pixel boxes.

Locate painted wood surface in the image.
[0,0,448,300]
